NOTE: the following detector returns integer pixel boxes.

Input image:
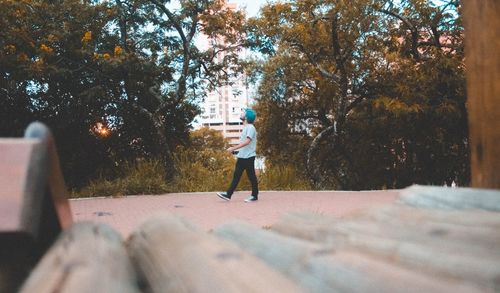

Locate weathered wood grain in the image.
[398,185,500,211]
[270,209,500,292]
[214,221,482,293]
[275,208,500,256]
[127,213,301,293]
[19,222,138,293]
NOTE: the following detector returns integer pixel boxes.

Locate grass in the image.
[259,164,312,190]
[71,159,170,198]
[71,158,312,198]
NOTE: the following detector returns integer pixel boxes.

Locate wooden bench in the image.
[14,185,500,292]
[1,122,500,292]
[0,122,72,292]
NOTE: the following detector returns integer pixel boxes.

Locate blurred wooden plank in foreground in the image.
[215,185,500,292]
[127,214,302,293]
[19,222,138,293]
[0,122,73,292]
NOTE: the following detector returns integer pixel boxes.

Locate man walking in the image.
[217,108,259,202]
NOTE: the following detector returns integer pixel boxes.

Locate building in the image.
[200,79,251,145]
[196,2,252,146]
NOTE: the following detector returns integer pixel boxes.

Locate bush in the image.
[171,149,234,192]
[259,164,312,190]
[71,127,314,197]
[71,159,170,198]
[71,157,314,198]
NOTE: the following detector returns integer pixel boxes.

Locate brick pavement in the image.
[70,190,400,237]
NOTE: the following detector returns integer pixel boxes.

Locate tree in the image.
[92,0,247,180]
[248,0,467,189]
[0,0,119,186]
[0,0,247,188]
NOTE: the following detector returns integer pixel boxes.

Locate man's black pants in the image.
[227,156,259,198]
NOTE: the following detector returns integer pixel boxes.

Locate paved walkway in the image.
[70,190,400,236]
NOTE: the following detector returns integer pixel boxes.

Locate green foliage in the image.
[72,158,312,197]
[259,165,312,190]
[72,159,170,198]
[172,145,235,192]
[72,128,311,197]
[248,0,468,189]
[1,0,246,188]
[3,0,469,193]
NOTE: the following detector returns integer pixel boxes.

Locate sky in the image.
[229,0,450,18]
[229,0,268,17]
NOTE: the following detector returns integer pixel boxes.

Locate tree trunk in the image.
[464,0,500,188]
[152,117,175,181]
[114,0,128,53]
[306,123,337,187]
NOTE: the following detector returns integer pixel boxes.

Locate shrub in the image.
[259,164,312,190]
[71,159,170,198]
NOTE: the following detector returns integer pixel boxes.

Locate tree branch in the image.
[378,8,421,60]
[149,0,188,46]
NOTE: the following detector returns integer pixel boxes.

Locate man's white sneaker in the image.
[244,196,258,203]
[216,192,231,201]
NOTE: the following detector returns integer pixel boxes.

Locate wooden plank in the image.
[0,122,73,245]
[351,205,500,251]
[127,213,302,293]
[353,204,500,228]
[398,185,500,211]
[0,138,56,293]
[214,221,481,293]
[0,122,73,292]
[275,208,500,254]
[464,0,500,188]
[19,222,139,293]
[270,210,500,291]
[0,139,40,232]
[22,121,73,239]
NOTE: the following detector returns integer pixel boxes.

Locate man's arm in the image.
[227,137,251,152]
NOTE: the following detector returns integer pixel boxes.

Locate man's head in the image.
[240,108,256,123]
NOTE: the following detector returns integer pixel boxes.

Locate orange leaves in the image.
[3,44,16,54]
[114,46,122,57]
[47,34,58,43]
[88,32,123,60]
[93,53,111,61]
[3,45,30,63]
[373,97,423,116]
[17,53,29,62]
[39,44,53,54]
[81,31,92,44]
[93,46,123,62]
[14,9,25,18]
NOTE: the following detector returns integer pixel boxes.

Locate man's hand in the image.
[227,138,250,153]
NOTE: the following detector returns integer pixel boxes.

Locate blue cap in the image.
[244,108,256,123]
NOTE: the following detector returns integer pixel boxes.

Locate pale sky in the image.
[228,0,269,17]
[229,0,448,18]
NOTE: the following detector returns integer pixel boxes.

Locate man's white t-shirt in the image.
[237,124,257,158]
